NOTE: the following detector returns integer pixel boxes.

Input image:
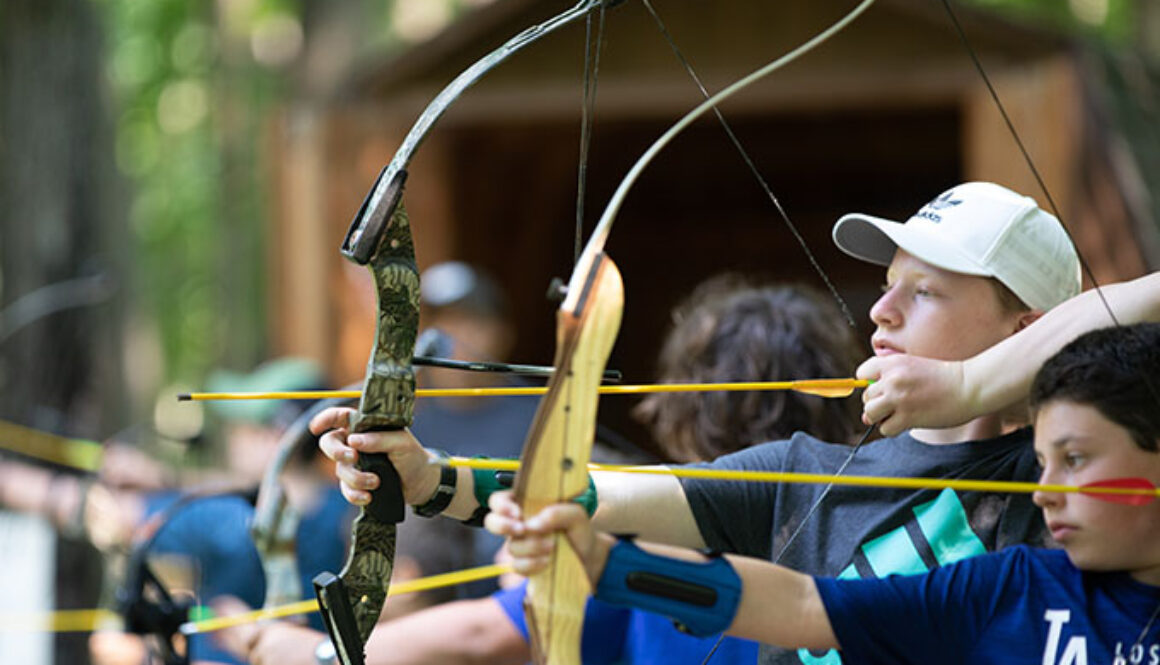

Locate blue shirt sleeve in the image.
[494,583,530,640]
[492,581,632,664]
[815,549,1020,664]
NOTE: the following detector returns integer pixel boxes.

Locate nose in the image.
[870,287,901,330]
[1032,467,1064,509]
[1031,488,1062,509]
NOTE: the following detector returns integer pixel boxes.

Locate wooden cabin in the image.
[264,0,1158,454]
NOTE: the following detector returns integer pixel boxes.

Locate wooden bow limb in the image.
[513,252,624,665]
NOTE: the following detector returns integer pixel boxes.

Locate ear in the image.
[1014,309,1043,333]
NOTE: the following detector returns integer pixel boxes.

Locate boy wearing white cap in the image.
[315,182,1160,665]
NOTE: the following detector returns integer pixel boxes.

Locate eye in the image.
[914,282,939,298]
[1064,451,1086,468]
[879,283,892,294]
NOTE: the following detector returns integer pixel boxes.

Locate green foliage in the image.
[96,0,283,384]
[964,0,1137,44]
[93,0,471,389]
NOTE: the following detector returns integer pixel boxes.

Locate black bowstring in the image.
[936,0,1122,327]
[638,0,863,338]
[937,0,1160,452]
[575,6,609,266]
[635,2,876,662]
[545,3,613,656]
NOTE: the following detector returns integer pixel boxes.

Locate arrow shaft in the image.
[180,379,869,402]
[448,458,1160,501]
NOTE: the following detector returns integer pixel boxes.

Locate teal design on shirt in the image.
[798,489,984,663]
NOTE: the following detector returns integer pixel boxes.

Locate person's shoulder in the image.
[960,545,1071,577]
[155,493,255,548]
[695,431,857,471]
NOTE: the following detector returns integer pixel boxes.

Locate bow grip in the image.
[357,450,405,524]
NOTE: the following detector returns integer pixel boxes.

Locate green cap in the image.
[206,357,325,426]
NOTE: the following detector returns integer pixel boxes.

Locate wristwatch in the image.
[314,637,336,665]
[412,448,456,517]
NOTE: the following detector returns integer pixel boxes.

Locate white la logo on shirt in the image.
[1043,609,1088,665]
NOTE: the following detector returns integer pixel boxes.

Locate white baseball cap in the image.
[832,182,1081,311]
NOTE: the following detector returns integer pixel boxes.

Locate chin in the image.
[1063,546,1126,573]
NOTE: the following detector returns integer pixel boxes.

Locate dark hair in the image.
[634,277,864,462]
[1030,322,1160,452]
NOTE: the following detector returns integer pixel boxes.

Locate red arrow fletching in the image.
[1078,477,1157,506]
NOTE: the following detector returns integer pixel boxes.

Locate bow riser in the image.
[315,185,419,665]
[341,201,419,637]
[514,253,624,665]
[351,203,420,433]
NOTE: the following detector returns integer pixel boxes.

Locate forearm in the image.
[728,555,835,649]
[591,469,705,548]
[965,272,1160,415]
[365,597,528,665]
[596,536,836,650]
[0,460,83,529]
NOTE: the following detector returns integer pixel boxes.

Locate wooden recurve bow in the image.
[507,5,880,662]
[513,229,623,665]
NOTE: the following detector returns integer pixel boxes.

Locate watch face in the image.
[315,638,336,662]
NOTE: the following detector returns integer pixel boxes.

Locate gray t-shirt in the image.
[681,428,1050,665]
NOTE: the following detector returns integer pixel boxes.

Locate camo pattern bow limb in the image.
[312,186,418,665]
[513,248,623,665]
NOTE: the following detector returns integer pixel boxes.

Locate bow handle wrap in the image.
[515,251,624,665]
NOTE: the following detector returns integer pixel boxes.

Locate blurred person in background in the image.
[85,357,356,665]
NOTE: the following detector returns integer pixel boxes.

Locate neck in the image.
[910,414,1006,445]
[1131,565,1160,588]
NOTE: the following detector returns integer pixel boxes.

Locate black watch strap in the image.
[412,449,455,518]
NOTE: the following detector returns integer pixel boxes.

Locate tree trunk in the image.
[0,0,129,662]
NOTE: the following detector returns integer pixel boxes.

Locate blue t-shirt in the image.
[148,489,352,664]
[495,581,759,664]
[816,546,1160,664]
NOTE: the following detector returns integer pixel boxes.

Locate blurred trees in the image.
[0,0,126,437]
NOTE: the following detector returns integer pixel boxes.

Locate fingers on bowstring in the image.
[855,356,882,383]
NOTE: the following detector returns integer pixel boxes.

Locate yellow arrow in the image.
[0,608,121,634]
[449,458,1160,502]
[0,564,510,635]
[179,378,869,402]
[0,418,103,472]
[179,562,510,635]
